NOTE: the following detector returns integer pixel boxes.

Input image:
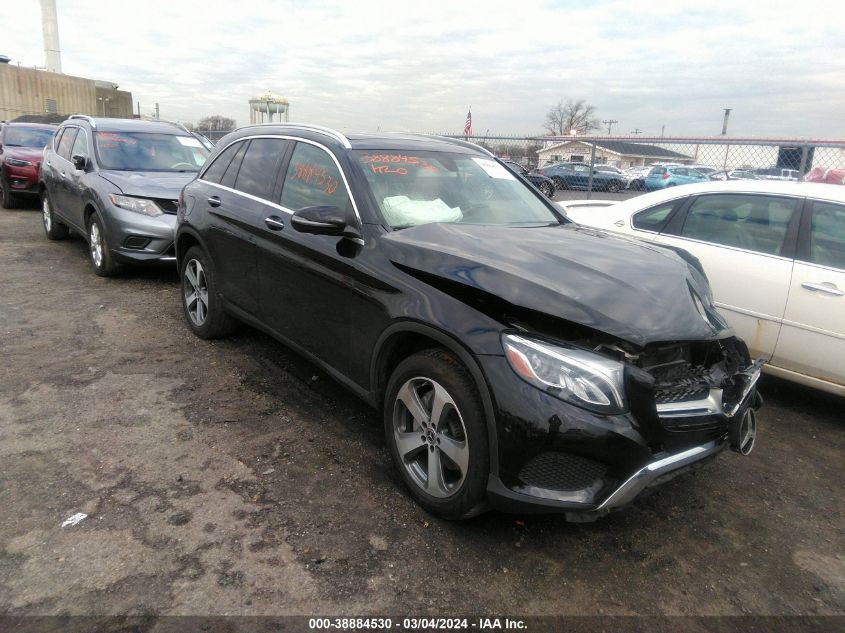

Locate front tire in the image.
[180,245,237,339]
[606,180,622,193]
[87,214,122,276]
[552,176,565,190]
[540,181,555,198]
[42,192,69,240]
[384,349,490,520]
[1,180,20,210]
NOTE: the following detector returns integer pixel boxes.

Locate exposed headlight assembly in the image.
[5,157,33,167]
[109,194,162,217]
[502,334,627,414]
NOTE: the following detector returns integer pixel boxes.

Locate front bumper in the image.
[101,204,178,265]
[2,164,40,194]
[479,355,763,520]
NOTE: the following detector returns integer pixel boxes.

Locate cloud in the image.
[2,0,844,136]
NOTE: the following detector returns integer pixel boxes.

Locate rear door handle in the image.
[801,282,844,297]
[265,216,285,231]
[59,171,66,179]
[207,196,221,208]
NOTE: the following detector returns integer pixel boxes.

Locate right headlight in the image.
[109,194,163,217]
[502,333,627,414]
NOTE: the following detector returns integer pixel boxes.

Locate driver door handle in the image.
[207,196,221,208]
[801,282,843,297]
[265,216,285,231]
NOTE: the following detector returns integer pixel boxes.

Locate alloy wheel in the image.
[184,259,210,326]
[89,221,104,268]
[392,377,469,498]
[42,197,52,232]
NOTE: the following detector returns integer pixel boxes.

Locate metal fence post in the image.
[798,144,809,176]
[587,143,596,199]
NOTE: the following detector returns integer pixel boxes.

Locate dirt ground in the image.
[1,203,843,621]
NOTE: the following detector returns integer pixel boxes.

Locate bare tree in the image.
[544,100,600,136]
[195,115,236,132]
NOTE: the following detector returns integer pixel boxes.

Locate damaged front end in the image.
[487,328,765,519]
[628,337,765,455]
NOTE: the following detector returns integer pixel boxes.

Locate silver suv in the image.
[39,115,209,276]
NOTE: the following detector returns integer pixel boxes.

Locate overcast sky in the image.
[4,0,845,137]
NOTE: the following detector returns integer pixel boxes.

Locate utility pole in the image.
[631,128,642,135]
[602,119,618,135]
[721,108,731,135]
[661,125,665,138]
[154,102,160,120]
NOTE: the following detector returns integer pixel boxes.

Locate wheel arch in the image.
[175,227,208,268]
[371,321,500,475]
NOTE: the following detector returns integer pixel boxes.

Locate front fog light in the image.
[503,334,627,414]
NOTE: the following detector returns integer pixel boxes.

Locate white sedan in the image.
[561,181,845,397]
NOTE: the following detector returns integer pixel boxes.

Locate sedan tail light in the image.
[662,172,670,180]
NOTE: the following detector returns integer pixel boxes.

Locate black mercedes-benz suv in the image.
[176,124,763,520]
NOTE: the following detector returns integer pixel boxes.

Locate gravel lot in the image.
[1,202,843,620]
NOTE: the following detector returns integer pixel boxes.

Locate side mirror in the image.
[72,154,88,171]
[291,205,359,238]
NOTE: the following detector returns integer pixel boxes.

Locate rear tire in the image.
[540,181,554,198]
[42,192,69,240]
[606,180,622,193]
[552,176,565,190]
[180,245,237,339]
[384,349,490,520]
[87,214,122,276]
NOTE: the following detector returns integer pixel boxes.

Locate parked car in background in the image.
[803,167,845,186]
[0,122,56,209]
[40,115,209,276]
[501,159,555,198]
[644,165,710,190]
[594,165,622,174]
[623,166,651,190]
[755,167,799,181]
[562,180,845,397]
[709,169,760,181]
[176,124,762,520]
[689,165,718,176]
[535,162,627,192]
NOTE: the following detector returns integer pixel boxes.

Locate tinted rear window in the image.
[233,138,285,200]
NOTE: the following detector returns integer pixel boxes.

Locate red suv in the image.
[0,122,56,208]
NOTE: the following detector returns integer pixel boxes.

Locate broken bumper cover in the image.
[482,355,764,520]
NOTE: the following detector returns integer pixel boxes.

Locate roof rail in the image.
[67,114,96,128]
[429,135,495,157]
[240,123,352,149]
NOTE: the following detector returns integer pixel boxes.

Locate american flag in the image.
[463,108,472,137]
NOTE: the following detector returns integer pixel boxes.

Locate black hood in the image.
[99,170,197,199]
[381,222,731,347]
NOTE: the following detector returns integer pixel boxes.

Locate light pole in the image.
[97,96,110,117]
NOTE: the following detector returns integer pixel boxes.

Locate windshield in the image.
[94,132,209,171]
[5,127,54,148]
[355,150,561,228]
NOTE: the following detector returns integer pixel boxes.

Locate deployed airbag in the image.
[381,196,463,227]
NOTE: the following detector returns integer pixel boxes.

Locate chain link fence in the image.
[436,134,845,198]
